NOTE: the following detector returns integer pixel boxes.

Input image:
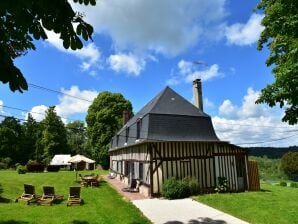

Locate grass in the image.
[195,183,298,224]
[0,170,150,224]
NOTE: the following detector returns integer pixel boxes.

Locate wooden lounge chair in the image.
[38,186,63,206]
[17,184,38,204]
[67,186,82,206]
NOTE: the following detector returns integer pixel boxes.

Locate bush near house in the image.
[162,177,200,199]
[26,160,45,172]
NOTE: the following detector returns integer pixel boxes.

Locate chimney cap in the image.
[193,79,201,84]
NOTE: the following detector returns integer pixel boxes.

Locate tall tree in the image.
[86,92,133,169]
[41,106,68,163]
[66,120,87,155]
[0,117,24,165]
[0,0,95,92]
[22,113,40,161]
[256,0,298,125]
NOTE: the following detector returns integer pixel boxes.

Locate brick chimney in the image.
[123,110,130,125]
[193,79,203,111]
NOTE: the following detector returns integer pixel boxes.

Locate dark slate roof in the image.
[110,86,219,150]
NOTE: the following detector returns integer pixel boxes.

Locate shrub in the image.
[290,182,297,188]
[215,177,229,193]
[46,165,60,172]
[0,157,12,169]
[26,160,45,172]
[183,177,200,195]
[162,177,190,199]
[281,152,298,180]
[17,165,26,174]
[280,181,287,187]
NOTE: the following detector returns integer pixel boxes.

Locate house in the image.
[50,154,71,169]
[109,79,250,197]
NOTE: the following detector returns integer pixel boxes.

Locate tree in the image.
[281,152,298,180]
[86,92,133,169]
[256,0,298,125]
[66,120,88,155]
[22,113,41,161]
[0,0,95,92]
[0,117,24,165]
[41,106,68,163]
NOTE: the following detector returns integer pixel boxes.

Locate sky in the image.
[1,0,298,147]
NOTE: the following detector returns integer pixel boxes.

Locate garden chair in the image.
[38,186,63,206]
[17,184,39,205]
[79,174,88,187]
[122,179,141,193]
[67,186,82,206]
[90,175,100,187]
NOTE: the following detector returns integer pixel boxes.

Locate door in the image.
[236,156,246,191]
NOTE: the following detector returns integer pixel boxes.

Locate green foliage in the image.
[249,156,286,181]
[162,177,190,199]
[290,182,297,188]
[161,177,200,199]
[256,0,298,124]
[0,117,25,165]
[16,165,26,174]
[280,181,287,187]
[0,157,12,169]
[280,152,298,180]
[215,177,229,193]
[86,91,133,168]
[41,106,68,163]
[66,120,88,155]
[0,0,95,92]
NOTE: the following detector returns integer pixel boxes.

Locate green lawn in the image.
[195,184,298,224]
[0,170,150,224]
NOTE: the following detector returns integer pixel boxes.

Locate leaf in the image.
[63,38,70,49]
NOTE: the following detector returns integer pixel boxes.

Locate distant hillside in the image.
[246,146,298,159]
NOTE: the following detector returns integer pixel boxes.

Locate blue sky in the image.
[1,0,297,147]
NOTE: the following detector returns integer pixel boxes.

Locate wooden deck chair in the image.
[18,184,38,204]
[38,186,63,205]
[67,186,82,206]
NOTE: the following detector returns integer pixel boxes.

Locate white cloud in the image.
[71,0,227,56]
[225,14,264,46]
[55,86,98,118]
[45,31,101,75]
[27,105,48,122]
[107,53,145,76]
[167,60,223,85]
[204,98,215,108]
[213,88,298,147]
[218,88,268,119]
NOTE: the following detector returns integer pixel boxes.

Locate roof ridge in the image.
[149,86,171,113]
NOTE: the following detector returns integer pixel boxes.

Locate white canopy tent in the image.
[68,154,95,170]
[50,154,71,167]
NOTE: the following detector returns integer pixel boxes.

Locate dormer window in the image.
[125,127,129,143]
[136,119,141,139]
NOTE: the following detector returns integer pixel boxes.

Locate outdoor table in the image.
[82,176,97,186]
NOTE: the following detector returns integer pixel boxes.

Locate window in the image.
[116,134,119,146]
[136,119,141,139]
[125,127,129,143]
[139,163,143,180]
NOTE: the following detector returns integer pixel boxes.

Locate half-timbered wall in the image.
[110,141,248,196]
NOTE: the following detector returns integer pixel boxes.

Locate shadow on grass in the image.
[0,197,11,203]
[164,217,227,224]
[260,189,271,192]
[0,221,29,224]
[71,221,89,224]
